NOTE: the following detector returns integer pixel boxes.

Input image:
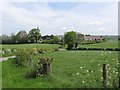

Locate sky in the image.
[0,0,118,36]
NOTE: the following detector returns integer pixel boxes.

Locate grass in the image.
[0,44,60,57]
[1,41,119,88]
[0,44,60,50]
[79,41,119,48]
[2,50,119,88]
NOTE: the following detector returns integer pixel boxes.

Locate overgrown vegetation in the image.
[14,49,33,67]
[25,57,53,79]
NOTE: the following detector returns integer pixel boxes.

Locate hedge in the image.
[73,48,120,51]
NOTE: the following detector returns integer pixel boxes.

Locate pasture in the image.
[79,41,118,48]
[1,41,119,88]
[0,44,60,50]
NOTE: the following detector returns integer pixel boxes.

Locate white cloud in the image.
[0,0,119,3]
[98,27,106,31]
[1,2,118,35]
[89,21,103,26]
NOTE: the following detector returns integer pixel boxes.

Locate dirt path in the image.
[0,56,16,62]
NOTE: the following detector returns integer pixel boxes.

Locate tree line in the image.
[0,27,61,44]
[0,27,86,50]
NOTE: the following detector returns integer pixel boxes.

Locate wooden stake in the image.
[102,64,107,88]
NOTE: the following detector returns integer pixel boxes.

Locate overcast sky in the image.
[0,0,118,36]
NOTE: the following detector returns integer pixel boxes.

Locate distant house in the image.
[84,36,103,41]
[75,32,84,41]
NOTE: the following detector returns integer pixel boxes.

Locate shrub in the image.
[14,49,31,67]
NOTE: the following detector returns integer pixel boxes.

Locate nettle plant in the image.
[25,57,53,79]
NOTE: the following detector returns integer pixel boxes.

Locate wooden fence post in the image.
[119,76,120,88]
[102,64,107,88]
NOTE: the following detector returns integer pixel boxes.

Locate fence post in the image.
[119,76,120,88]
[102,64,107,88]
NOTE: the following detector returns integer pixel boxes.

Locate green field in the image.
[0,44,60,50]
[1,41,119,88]
[79,41,119,48]
[1,41,119,49]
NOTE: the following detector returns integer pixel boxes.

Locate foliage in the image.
[75,42,78,49]
[14,49,31,67]
[15,30,28,44]
[1,34,11,44]
[64,31,76,50]
[52,36,61,44]
[10,33,16,44]
[25,57,53,79]
[41,35,60,44]
[42,40,53,44]
[1,32,27,44]
[28,27,41,43]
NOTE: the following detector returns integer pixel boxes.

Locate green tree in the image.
[52,36,60,44]
[15,30,28,44]
[1,34,12,44]
[10,33,16,44]
[28,27,41,43]
[64,31,76,50]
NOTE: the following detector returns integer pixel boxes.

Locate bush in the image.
[14,49,31,67]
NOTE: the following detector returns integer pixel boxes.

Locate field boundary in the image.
[71,47,120,51]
